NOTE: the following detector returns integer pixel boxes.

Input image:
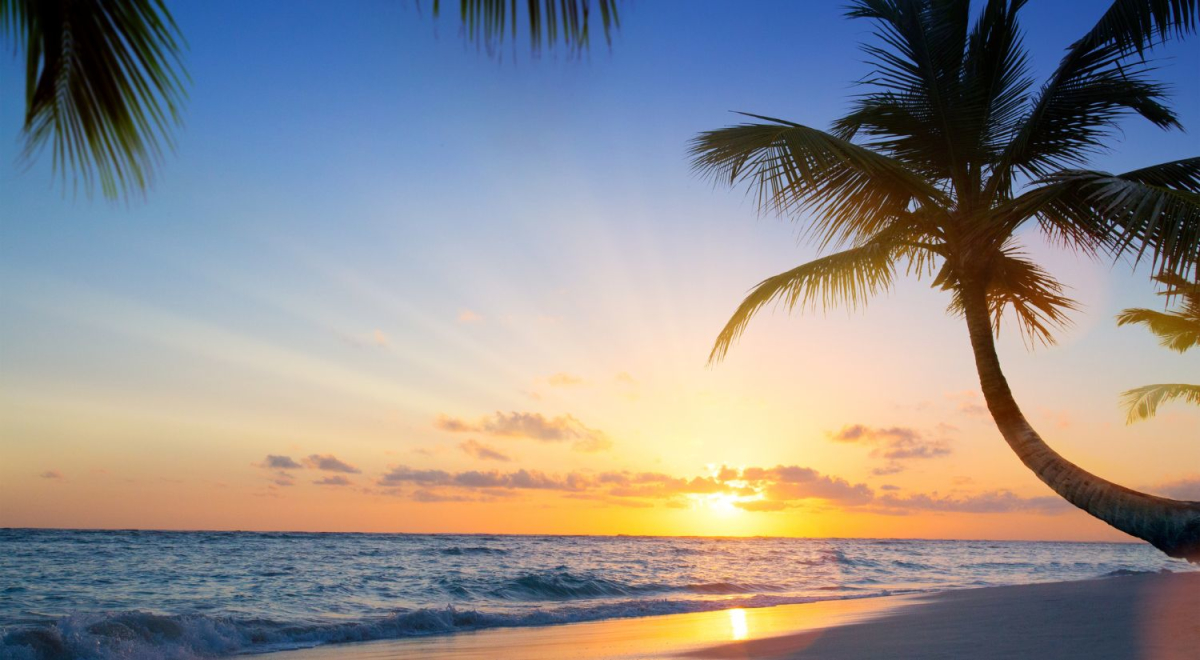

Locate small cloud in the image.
[258,455,302,470]
[40,470,63,480]
[734,499,791,512]
[435,411,611,453]
[303,454,362,474]
[547,372,585,387]
[615,372,637,386]
[459,439,511,462]
[1152,476,1200,501]
[273,474,295,487]
[946,390,987,417]
[457,309,483,324]
[370,329,389,347]
[879,484,901,491]
[830,424,951,472]
[314,476,353,486]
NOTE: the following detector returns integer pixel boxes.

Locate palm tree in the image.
[1,0,617,199]
[1118,274,1200,422]
[691,0,1200,561]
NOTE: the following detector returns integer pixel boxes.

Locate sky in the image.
[0,0,1197,541]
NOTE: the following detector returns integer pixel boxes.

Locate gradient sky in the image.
[1,0,1197,541]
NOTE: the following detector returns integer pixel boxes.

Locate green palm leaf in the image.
[2,0,188,200]
[1122,383,1200,423]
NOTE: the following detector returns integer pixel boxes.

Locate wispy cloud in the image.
[458,439,511,462]
[1151,475,1200,501]
[314,476,354,486]
[258,455,303,470]
[435,411,611,452]
[40,470,63,480]
[457,309,483,324]
[547,372,585,387]
[302,454,362,474]
[830,424,952,474]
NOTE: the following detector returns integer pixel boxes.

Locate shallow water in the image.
[0,529,1193,658]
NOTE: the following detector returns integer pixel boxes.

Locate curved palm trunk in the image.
[960,284,1200,562]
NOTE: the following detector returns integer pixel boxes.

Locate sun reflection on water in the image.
[728,608,748,640]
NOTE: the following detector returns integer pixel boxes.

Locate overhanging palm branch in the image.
[1,0,187,200]
[1122,384,1200,422]
[433,0,618,53]
[690,116,949,250]
[709,234,909,365]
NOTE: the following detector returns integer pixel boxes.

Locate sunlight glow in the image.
[728,608,748,640]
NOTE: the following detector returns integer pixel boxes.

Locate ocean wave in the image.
[0,594,878,660]
[438,546,509,556]
[1100,568,1171,578]
[484,571,786,601]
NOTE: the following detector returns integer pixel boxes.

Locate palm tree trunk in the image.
[960,282,1200,562]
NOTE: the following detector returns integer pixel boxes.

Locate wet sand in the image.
[273,572,1198,659]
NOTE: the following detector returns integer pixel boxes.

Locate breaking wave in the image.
[0,594,870,660]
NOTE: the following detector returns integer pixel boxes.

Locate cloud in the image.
[459,440,511,462]
[615,372,637,385]
[547,372,585,387]
[457,309,483,324]
[40,470,63,480]
[946,390,987,417]
[259,455,302,470]
[367,461,1073,518]
[734,499,791,512]
[272,473,295,487]
[1152,476,1200,501]
[314,476,354,486]
[876,490,1073,514]
[303,454,362,474]
[830,424,951,474]
[435,411,611,452]
[378,465,590,491]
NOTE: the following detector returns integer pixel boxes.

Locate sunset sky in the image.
[1,0,1197,541]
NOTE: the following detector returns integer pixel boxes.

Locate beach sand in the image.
[274,572,1198,659]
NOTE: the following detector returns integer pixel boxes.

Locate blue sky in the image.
[0,1,1197,536]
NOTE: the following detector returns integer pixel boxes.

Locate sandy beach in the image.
[273,572,1198,660]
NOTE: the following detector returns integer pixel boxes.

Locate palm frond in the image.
[1042,162,1200,280]
[988,45,1179,198]
[433,0,618,54]
[999,159,1200,280]
[942,245,1078,346]
[838,0,1033,185]
[708,228,935,365]
[3,0,188,199]
[690,117,947,250]
[1121,383,1200,423]
[1073,0,1199,57]
[843,0,974,189]
[1117,307,1200,352]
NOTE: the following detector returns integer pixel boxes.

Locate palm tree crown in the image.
[1118,273,1200,422]
[692,0,1200,561]
[694,0,1198,361]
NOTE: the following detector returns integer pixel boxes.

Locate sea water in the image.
[0,529,1193,658]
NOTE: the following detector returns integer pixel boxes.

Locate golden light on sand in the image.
[728,608,748,640]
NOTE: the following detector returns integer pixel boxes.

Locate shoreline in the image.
[270,572,1198,660]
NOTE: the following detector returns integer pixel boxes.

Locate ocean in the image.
[1,529,1194,659]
